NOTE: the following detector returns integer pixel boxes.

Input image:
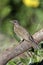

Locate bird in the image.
[10,20,38,50]
[10,20,39,57]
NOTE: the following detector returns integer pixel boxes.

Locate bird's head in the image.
[10,20,19,26]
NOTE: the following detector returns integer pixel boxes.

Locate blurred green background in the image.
[0,0,43,65]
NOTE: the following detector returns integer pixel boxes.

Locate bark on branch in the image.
[0,29,43,65]
[33,29,43,43]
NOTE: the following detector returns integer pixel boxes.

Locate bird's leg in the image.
[19,39,24,44]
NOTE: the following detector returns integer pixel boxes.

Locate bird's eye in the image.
[14,20,18,23]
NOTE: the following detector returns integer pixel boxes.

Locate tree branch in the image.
[33,29,43,44]
[0,29,43,65]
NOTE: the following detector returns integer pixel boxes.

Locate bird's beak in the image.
[9,21,14,24]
